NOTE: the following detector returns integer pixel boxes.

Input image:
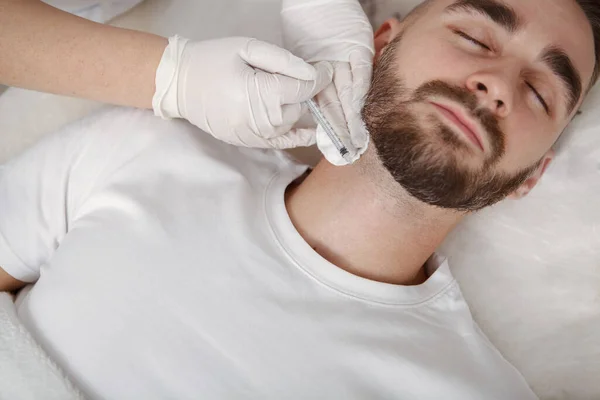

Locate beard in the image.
[361,36,541,212]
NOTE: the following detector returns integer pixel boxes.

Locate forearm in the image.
[0,0,167,108]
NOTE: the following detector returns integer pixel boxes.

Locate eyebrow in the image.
[446,0,583,114]
[445,0,522,33]
[541,46,582,114]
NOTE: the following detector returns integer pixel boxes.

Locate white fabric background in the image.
[0,0,598,398]
[42,0,143,23]
[0,292,85,400]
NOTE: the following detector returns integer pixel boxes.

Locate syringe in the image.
[305,99,351,163]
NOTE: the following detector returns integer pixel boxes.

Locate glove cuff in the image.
[152,35,190,120]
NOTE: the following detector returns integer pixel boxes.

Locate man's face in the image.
[362,0,595,211]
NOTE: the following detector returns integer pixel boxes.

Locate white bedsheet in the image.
[0,0,599,398]
[0,292,84,400]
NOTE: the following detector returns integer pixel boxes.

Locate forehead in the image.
[425,0,596,93]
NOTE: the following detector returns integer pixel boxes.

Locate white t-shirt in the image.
[0,108,537,400]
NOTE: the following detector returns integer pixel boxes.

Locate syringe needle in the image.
[305,99,350,161]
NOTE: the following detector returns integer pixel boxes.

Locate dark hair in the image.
[575,0,600,89]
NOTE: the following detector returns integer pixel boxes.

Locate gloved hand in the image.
[281,0,374,164]
[152,36,333,149]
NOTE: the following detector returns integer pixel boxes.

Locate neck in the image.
[285,148,465,286]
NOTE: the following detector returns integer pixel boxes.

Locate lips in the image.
[430,102,484,152]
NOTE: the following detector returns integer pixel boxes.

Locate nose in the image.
[466,71,515,119]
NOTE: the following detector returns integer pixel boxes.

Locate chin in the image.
[418,122,483,169]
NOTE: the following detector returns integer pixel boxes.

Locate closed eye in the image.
[453,30,491,51]
[453,29,551,115]
[526,82,550,114]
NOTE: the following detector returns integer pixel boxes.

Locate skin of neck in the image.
[285,146,466,286]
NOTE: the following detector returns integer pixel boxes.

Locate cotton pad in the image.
[311,77,370,166]
[315,124,369,166]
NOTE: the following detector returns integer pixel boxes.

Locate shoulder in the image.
[50,107,306,180]
[433,258,537,399]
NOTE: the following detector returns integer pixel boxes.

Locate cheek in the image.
[495,110,557,172]
[393,31,473,89]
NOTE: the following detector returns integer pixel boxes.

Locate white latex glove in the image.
[152,36,333,149]
[281,0,374,164]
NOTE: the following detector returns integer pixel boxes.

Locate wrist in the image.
[152,35,190,119]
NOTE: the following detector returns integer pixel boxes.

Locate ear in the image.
[508,150,555,199]
[374,18,404,61]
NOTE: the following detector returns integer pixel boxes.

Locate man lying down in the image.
[1,0,598,398]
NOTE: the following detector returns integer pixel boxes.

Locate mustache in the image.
[412,80,506,160]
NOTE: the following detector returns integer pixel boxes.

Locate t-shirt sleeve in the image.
[0,107,156,282]
[0,119,100,282]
